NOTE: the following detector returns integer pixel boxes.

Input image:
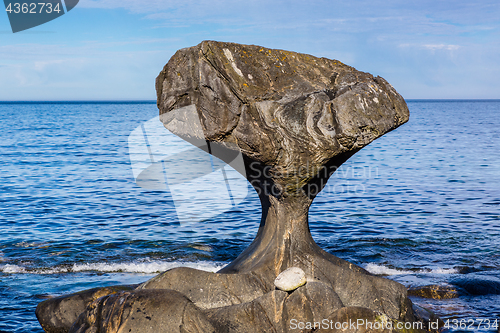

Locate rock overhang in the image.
[156,40,409,194]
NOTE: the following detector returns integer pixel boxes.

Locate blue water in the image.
[0,100,499,332]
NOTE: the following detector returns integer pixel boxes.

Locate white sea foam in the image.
[71,261,225,274]
[0,264,27,274]
[1,261,226,275]
[429,267,459,274]
[365,263,414,275]
[2,262,459,276]
[364,263,459,276]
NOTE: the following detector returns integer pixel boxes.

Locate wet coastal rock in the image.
[411,304,443,332]
[407,285,460,299]
[36,285,137,333]
[69,289,216,333]
[450,274,500,296]
[37,41,422,332]
[204,281,344,332]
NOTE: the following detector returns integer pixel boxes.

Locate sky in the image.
[0,0,499,100]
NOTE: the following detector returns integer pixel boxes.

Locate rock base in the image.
[36,255,434,333]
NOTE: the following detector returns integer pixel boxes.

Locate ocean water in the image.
[0,100,499,332]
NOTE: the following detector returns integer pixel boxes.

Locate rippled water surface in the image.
[1,101,499,332]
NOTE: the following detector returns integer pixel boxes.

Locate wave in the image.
[365,263,459,275]
[1,261,460,276]
[0,260,227,275]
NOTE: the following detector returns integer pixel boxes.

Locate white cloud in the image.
[398,44,461,51]
[422,44,460,51]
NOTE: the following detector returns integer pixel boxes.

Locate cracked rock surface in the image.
[37,41,425,333]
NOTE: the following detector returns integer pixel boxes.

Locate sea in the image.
[0,100,499,332]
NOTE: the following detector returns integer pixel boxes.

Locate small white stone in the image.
[274,267,307,291]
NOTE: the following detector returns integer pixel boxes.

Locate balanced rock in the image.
[37,41,421,333]
[274,267,307,291]
[157,40,409,279]
[153,40,414,320]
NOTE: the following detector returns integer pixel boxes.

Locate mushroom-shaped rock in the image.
[37,41,421,333]
[153,40,414,321]
[274,267,307,291]
[156,40,409,280]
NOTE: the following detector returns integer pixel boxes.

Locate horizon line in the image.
[1,99,500,104]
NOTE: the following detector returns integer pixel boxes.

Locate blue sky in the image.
[1,0,499,100]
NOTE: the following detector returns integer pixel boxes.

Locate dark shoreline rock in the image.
[411,304,444,333]
[36,41,422,333]
[408,285,460,299]
[69,289,216,333]
[36,285,137,333]
[450,275,500,295]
